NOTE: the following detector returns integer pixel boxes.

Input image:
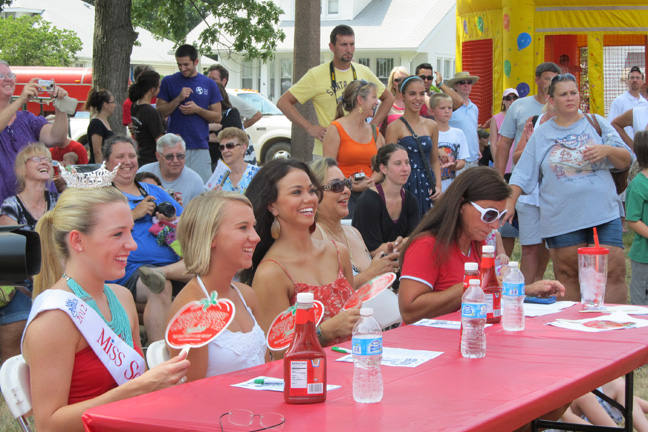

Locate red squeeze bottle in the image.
[460,262,480,349]
[480,245,502,324]
[284,292,327,404]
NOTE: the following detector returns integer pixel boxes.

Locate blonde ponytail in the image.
[34,210,63,297]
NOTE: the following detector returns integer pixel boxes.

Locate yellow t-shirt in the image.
[289,62,386,155]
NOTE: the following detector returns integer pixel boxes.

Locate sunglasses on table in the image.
[219,409,285,432]
[503,95,519,101]
[219,142,242,151]
[469,202,507,224]
[457,80,473,85]
[160,152,185,161]
[322,178,353,193]
[419,75,434,81]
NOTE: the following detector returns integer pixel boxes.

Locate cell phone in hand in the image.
[353,172,366,180]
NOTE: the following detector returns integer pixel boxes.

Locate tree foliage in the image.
[131,0,285,61]
[0,16,82,66]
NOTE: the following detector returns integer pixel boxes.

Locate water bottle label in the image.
[352,336,383,356]
[461,302,486,319]
[503,282,525,296]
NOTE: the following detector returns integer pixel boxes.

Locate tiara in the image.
[60,162,120,189]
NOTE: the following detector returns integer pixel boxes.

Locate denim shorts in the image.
[544,218,624,249]
[0,280,33,326]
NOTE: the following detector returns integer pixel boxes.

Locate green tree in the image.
[131,0,285,61]
[0,16,82,66]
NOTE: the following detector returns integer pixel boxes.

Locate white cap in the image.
[469,279,480,286]
[465,262,478,271]
[360,307,373,317]
[296,292,314,304]
[482,245,495,253]
[509,261,519,268]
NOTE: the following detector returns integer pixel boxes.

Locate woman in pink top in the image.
[488,88,519,175]
[242,159,360,358]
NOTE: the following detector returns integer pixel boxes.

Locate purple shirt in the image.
[0,111,48,203]
[157,72,222,150]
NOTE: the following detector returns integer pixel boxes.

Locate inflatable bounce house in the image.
[455,0,648,125]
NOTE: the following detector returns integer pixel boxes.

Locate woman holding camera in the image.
[104,135,190,343]
[323,80,385,218]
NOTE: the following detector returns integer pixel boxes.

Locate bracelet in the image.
[316,326,327,346]
[436,82,443,87]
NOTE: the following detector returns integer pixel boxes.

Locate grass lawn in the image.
[1,232,646,431]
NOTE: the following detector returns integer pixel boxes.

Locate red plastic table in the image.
[82,305,648,432]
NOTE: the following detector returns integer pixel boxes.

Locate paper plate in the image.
[343,272,397,310]
[266,300,324,351]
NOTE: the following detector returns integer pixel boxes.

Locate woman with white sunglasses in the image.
[398,167,564,324]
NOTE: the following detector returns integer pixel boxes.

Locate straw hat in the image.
[446,71,480,88]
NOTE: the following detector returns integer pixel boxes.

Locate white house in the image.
[2,0,191,76]
[187,0,456,102]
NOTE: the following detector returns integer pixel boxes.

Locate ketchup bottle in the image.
[480,245,502,324]
[284,292,327,404]
[460,262,480,349]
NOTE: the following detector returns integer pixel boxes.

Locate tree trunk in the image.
[93,0,138,135]
[290,0,320,162]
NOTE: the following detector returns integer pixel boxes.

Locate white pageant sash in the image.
[22,290,146,386]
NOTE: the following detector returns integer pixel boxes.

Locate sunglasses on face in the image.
[457,80,473,85]
[503,95,518,101]
[219,142,242,151]
[322,178,352,193]
[393,78,403,83]
[161,152,185,161]
[469,201,507,224]
[419,75,434,81]
[27,156,52,163]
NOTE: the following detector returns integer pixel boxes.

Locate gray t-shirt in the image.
[229,94,260,122]
[499,96,545,159]
[138,162,206,204]
[510,114,633,238]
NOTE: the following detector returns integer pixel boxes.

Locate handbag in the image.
[398,116,436,191]
[584,113,629,194]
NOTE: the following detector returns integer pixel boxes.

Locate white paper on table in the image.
[547,311,648,332]
[205,159,230,190]
[231,376,341,392]
[578,305,648,315]
[335,347,443,367]
[412,319,492,329]
[523,301,576,317]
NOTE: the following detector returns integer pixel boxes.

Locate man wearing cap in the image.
[495,61,561,285]
[448,71,480,169]
[608,66,648,141]
[277,25,393,157]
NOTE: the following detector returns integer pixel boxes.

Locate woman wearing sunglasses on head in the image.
[310,157,399,288]
[323,79,385,219]
[506,73,633,304]
[398,167,564,324]
[384,66,410,127]
[215,127,259,195]
[243,159,360,358]
[385,76,442,219]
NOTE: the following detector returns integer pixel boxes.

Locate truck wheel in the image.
[264,142,291,163]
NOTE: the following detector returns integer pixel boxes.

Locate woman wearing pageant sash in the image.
[22,167,190,432]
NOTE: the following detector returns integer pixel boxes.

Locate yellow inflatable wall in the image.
[456,0,648,117]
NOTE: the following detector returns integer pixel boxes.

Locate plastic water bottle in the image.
[460,262,480,349]
[502,261,526,331]
[352,308,383,403]
[461,279,486,358]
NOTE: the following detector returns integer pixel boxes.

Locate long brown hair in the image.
[400,167,511,266]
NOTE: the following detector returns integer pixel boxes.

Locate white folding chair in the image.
[146,340,170,369]
[364,288,402,331]
[0,354,33,432]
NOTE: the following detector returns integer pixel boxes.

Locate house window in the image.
[268,60,276,100]
[242,60,254,89]
[358,58,370,67]
[376,58,394,85]
[281,58,292,95]
[328,0,338,14]
[436,59,442,75]
[444,59,452,79]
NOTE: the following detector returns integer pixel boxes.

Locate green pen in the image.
[332,347,352,354]
[254,377,284,385]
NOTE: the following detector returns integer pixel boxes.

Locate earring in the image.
[358,106,364,114]
[309,221,317,234]
[271,217,281,240]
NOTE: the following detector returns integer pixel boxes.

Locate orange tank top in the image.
[332,120,378,178]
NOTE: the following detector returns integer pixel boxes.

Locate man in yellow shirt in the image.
[277,25,393,156]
